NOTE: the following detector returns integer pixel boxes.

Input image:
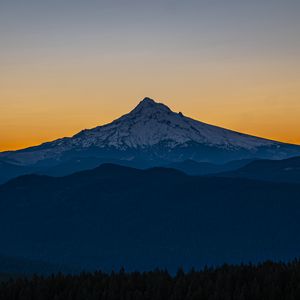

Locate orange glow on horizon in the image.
[1,50,299,152]
[1,93,299,152]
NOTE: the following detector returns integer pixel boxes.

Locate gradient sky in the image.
[1,0,300,151]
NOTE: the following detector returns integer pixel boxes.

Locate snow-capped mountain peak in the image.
[1,97,300,167]
[75,97,274,151]
[131,97,172,114]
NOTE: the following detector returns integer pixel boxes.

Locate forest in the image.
[1,260,300,300]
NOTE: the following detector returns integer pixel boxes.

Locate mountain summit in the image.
[132,97,172,112]
[0,97,300,178]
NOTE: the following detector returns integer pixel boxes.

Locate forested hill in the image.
[1,260,300,300]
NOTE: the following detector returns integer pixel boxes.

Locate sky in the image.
[0,0,300,151]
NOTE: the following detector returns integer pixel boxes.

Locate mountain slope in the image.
[166,158,254,175]
[0,160,33,184]
[1,164,300,271]
[220,156,300,183]
[0,97,299,183]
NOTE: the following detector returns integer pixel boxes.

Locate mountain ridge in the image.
[1,163,300,271]
[218,156,300,183]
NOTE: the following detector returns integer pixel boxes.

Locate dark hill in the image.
[220,156,300,183]
[166,158,254,175]
[1,164,300,272]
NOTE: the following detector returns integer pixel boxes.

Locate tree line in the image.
[1,260,300,300]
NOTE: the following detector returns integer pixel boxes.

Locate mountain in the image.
[0,97,299,183]
[0,160,33,184]
[166,158,254,175]
[1,164,300,271]
[220,156,300,183]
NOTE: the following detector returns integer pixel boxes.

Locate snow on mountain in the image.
[0,97,299,166]
[70,97,275,150]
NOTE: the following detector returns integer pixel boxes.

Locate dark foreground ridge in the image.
[2,260,300,300]
[1,163,300,272]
